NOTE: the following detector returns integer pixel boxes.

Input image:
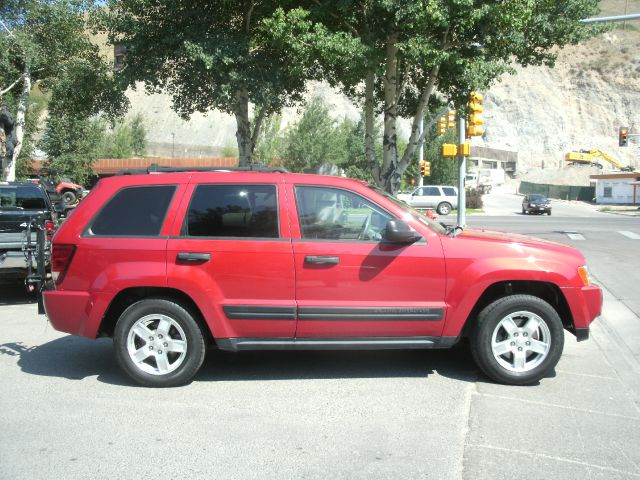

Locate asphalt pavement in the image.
[1,193,639,480]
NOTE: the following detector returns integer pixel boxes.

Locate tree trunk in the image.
[364,70,381,186]
[397,64,441,175]
[381,33,399,193]
[234,88,252,166]
[3,65,30,182]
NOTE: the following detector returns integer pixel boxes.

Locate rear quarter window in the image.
[442,187,456,196]
[88,185,176,236]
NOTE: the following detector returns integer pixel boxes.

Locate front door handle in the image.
[304,255,340,265]
[177,252,211,263]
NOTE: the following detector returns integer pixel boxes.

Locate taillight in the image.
[45,220,55,241]
[51,244,76,285]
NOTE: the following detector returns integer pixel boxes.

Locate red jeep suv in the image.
[43,166,602,387]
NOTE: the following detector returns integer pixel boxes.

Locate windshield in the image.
[529,195,546,202]
[367,184,447,235]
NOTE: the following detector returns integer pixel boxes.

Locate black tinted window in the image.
[187,184,278,238]
[423,187,441,196]
[442,187,456,196]
[90,185,175,236]
[0,186,46,209]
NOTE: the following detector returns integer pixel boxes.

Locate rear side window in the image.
[89,185,176,236]
[442,187,456,196]
[186,184,279,238]
[0,186,46,209]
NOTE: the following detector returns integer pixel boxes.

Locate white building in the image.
[590,172,640,205]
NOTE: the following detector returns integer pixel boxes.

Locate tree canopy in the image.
[263,0,600,192]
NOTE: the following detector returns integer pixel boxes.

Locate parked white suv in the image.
[397,186,458,215]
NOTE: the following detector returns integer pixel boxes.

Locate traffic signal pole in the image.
[457,117,466,229]
[418,118,424,187]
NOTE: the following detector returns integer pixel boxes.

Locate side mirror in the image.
[383,219,422,244]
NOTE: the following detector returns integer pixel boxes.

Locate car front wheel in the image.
[114,298,206,387]
[470,294,564,385]
[437,202,452,215]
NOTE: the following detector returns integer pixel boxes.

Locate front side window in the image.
[295,186,392,241]
[90,185,176,236]
[186,184,279,238]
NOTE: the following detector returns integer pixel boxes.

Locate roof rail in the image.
[117,163,289,175]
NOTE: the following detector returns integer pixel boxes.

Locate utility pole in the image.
[171,133,175,158]
[418,118,424,188]
[457,118,466,229]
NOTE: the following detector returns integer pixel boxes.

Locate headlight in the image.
[577,265,590,286]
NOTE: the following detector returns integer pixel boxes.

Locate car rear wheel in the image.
[470,294,564,385]
[114,298,206,387]
[437,202,452,215]
[61,191,76,204]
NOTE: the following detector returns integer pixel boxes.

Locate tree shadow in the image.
[0,336,482,386]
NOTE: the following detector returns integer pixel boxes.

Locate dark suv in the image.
[0,182,56,280]
[43,166,601,387]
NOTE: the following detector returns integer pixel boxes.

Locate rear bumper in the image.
[42,289,111,338]
[561,284,603,341]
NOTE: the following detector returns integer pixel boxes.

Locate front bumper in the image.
[561,284,603,341]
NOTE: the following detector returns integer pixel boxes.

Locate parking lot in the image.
[1,279,639,480]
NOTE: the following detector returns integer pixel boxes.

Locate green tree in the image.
[0,0,120,181]
[253,114,285,165]
[283,96,346,172]
[263,1,600,193]
[97,0,320,166]
[426,128,458,187]
[40,112,106,185]
[129,113,146,156]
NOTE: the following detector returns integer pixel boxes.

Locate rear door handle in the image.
[304,255,340,265]
[177,252,211,263]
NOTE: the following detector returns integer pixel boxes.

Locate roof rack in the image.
[117,163,289,176]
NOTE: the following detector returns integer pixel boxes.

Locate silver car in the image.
[397,185,458,215]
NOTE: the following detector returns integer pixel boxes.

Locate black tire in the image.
[522,208,526,214]
[62,191,76,204]
[113,298,206,387]
[470,294,564,385]
[547,211,552,216]
[437,202,452,215]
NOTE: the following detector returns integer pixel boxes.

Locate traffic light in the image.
[424,161,431,176]
[437,117,446,135]
[419,160,427,176]
[467,91,484,137]
[619,126,629,147]
[447,110,456,129]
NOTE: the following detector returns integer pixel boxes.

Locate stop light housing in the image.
[467,91,484,137]
[447,110,456,129]
[424,161,431,176]
[437,117,446,135]
[442,144,458,158]
[619,126,629,147]
[419,160,427,176]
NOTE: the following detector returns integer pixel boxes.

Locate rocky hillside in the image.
[125,9,640,184]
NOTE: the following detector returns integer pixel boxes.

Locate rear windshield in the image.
[0,186,47,209]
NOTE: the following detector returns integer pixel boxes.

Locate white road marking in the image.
[618,231,640,240]
[566,233,585,240]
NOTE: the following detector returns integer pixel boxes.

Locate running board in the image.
[216,336,458,352]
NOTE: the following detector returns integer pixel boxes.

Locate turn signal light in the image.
[577,266,590,286]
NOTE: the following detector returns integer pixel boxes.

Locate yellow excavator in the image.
[564,149,634,171]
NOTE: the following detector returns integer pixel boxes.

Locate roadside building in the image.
[590,172,640,205]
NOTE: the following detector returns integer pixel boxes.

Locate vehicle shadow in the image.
[0,336,483,386]
[0,282,37,306]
